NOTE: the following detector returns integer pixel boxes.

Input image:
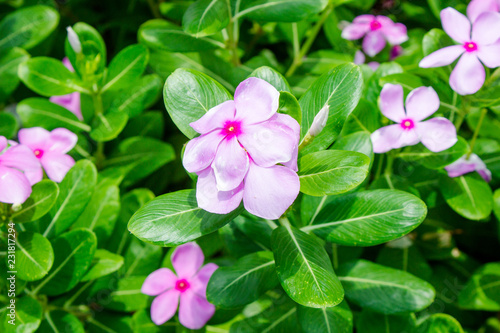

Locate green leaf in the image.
[0,47,29,103]
[230,300,298,332]
[278,91,302,126]
[331,131,373,160]
[12,180,59,223]
[249,66,291,92]
[235,0,328,22]
[38,310,84,333]
[121,111,164,139]
[439,174,493,221]
[103,276,149,312]
[164,68,232,138]
[0,113,17,139]
[42,160,97,238]
[376,242,432,280]
[128,189,243,246]
[102,44,149,92]
[183,0,230,37]
[17,98,91,133]
[422,28,454,57]
[81,249,124,282]
[272,223,344,308]
[458,262,500,311]
[416,314,464,333]
[207,251,278,308]
[90,112,129,142]
[494,189,500,222]
[297,301,353,333]
[15,232,54,282]
[299,64,363,155]
[0,5,59,53]
[34,229,97,296]
[397,137,468,169]
[122,238,162,277]
[356,310,417,333]
[2,296,42,333]
[302,190,427,246]
[298,150,369,196]
[338,260,436,314]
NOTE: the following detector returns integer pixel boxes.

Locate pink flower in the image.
[419,8,500,95]
[371,84,457,153]
[0,136,42,204]
[342,15,408,57]
[141,242,218,329]
[18,127,77,183]
[390,45,404,60]
[182,78,300,220]
[445,153,492,182]
[353,50,380,71]
[467,0,500,23]
[49,58,83,120]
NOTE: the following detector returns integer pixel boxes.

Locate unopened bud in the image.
[309,105,329,137]
[66,26,82,54]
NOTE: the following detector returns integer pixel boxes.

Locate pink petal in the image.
[274,113,300,171]
[353,15,375,24]
[362,30,386,57]
[0,137,7,152]
[371,124,419,153]
[383,23,408,45]
[368,62,380,71]
[379,84,406,123]
[234,78,280,125]
[62,57,75,72]
[196,167,244,214]
[472,11,500,45]
[150,289,180,325]
[405,87,440,122]
[419,45,465,68]
[50,92,83,120]
[445,159,477,177]
[0,144,42,185]
[179,290,215,330]
[354,50,365,64]
[18,127,50,151]
[449,52,485,95]
[183,131,225,174]
[417,117,458,152]
[242,162,300,220]
[142,268,178,296]
[477,40,500,67]
[212,136,249,191]
[172,242,205,279]
[477,168,492,182]
[190,101,236,134]
[0,166,32,204]
[40,153,75,183]
[341,22,370,40]
[467,0,500,23]
[441,7,471,43]
[46,128,78,154]
[190,263,218,297]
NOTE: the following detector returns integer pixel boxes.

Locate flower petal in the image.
[196,167,243,214]
[354,50,365,64]
[353,15,375,24]
[0,144,42,185]
[341,22,370,40]
[362,30,386,57]
[0,136,7,152]
[417,117,458,152]
[449,52,485,95]
[419,45,465,68]
[445,158,476,177]
[18,127,50,151]
[150,289,180,326]
[234,78,280,124]
[477,40,500,68]
[190,101,236,134]
[405,86,440,122]
[441,7,471,43]
[172,242,205,279]
[50,92,83,120]
[62,57,75,72]
[379,84,406,123]
[0,166,32,204]
[242,162,300,220]
[179,290,215,330]
[383,22,408,45]
[191,263,218,297]
[467,0,499,23]
[142,268,178,296]
[472,11,500,45]
[212,136,249,191]
[40,153,75,183]
[273,113,300,171]
[46,128,78,154]
[183,130,225,174]
[371,124,419,153]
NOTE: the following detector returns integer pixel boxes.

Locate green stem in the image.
[91,92,106,168]
[146,0,161,18]
[467,108,487,159]
[278,216,291,228]
[332,244,339,270]
[384,153,395,176]
[227,0,241,66]
[64,280,94,309]
[374,154,385,181]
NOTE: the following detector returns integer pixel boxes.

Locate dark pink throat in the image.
[400,118,415,130]
[175,279,190,292]
[464,41,478,52]
[221,120,242,138]
[370,20,382,31]
[34,149,44,159]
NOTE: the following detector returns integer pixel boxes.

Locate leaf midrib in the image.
[218,260,274,294]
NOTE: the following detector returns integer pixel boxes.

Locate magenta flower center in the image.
[400,118,415,130]
[34,149,44,159]
[222,120,242,138]
[175,279,190,292]
[370,20,382,31]
[463,41,478,52]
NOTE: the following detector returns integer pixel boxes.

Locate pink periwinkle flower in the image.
[467,0,500,23]
[141,242,218,329]
[419,8,500,95]
[0,137,42,204]
[182,78,300,220]
[371,84,457,153]
[354,50,380,71]
[342,15,408,57]
[18,127,77,183]
[445,153,492,182]
[49,58,83,120]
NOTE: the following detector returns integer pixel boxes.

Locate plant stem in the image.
[332,244,339,270]
[384,153,394,175]
[146,0,161,18]
[227,0,241,66]
[278,215,291,228]
[467,108,487,159]
[64,280,94,309]
[91,92,106,168]
[374,154,385,181]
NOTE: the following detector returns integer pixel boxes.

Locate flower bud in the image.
[66,26,82,54]
[309,105,329,137]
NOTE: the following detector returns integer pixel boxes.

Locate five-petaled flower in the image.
[445,153,492,182]
[342,15,408,57]
[141,242,218,329]
[419,7,500,95]
[371,84,457,153]
[49,58,83,120]
[182,77,300,220]
[18,127,77,183]
[467,0,500,23]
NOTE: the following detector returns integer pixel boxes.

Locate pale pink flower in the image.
[445,153,492,182]
[182,78,300,220]
[371,84,457,153]
[467,0,500,23]
[419,8,500,95]
[353,50,380,71]
[342,15,408,57]
[49,58,83,120]
[0,136,42,204]
[18,127,77,183]
[141,242,218,329]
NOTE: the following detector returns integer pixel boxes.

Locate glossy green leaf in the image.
[90,112,129,142]
[278,91,302,126]
[230,300,298,333]
[331,131,373,159]
[12,180,59,223]
[81,249,124,282]
[422,28,454,57]
[38,310,84,333]
[128,189,243,246]
[298,150,369,196]
[2,296,42,333]
[272,223,344,308]
[458,262,500,311]
[103,276,149,312]
[416,314,464,333]
[15,232,54,282]
[356,310,417,333]
[338,260,436,314]
[0,47,29,103]
[122,238,162,277]
[0,113,17,139]
[376,242,432,280]
[121,111,164,139]
[250,66,291,92]
[397,137,468,169]
[102,44,149,92]
[297,301,353,333]
[302,190,427,246]
[235,0,328,22]
[183,0,230,37]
